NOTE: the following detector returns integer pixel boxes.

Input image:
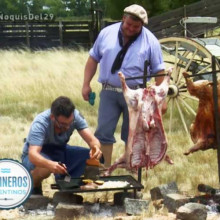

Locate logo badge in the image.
[0,159,33,209]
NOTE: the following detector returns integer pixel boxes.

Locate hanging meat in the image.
[183,71,220,155]
[105,69,172,175]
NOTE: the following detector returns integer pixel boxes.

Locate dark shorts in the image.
[95,90,129,144]
[21,144,90,179]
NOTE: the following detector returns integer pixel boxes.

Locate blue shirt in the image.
[22,109,88,155]
[89,22,165,87]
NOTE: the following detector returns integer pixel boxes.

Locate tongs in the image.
[58,162,71,182]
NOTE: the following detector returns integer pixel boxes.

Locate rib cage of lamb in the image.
[105,68,173,176]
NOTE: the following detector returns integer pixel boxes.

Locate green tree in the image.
[0,0,29,14]
[44,0,67,17]
[17,0,29,14]
[29,0,46,14]
[41,0,91,18]
[0,0,201,20]
[169,0,200,9]
[103,0,129,20]
[74,0,89,16]
[102,0,201,19]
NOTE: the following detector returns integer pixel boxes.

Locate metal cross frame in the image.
[125,60,168,184]
[125,57,220,185]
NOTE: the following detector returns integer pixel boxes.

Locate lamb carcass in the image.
[105,69,172,175]
[183,71,220,155]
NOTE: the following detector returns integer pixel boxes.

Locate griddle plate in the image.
[51,175,144,193]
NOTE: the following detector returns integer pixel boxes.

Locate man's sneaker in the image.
[32,186,43,195]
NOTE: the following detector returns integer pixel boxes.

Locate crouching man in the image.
[21,96,102,195]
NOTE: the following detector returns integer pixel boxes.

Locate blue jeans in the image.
[21,144,90,179]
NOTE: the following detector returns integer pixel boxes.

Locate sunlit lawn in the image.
[0,49,219,218]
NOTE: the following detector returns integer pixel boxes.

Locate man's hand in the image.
[78,128,102,160]
[90,145,102,160]
[82,85,92,101]
[48,161,68,175]
[29,145,68,175]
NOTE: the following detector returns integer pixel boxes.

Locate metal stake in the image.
[137,60,149,185]
[212,56,220,183]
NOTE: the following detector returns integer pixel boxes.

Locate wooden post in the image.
[88,21,93,48]
[90,0,94,27]
[59,21,63,47]
[89,0,102,44]
[25,21,30,48]
[183,5,187,37]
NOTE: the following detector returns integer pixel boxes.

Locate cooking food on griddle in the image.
[98,181,129,189]
[94,180,104,185]
[80,182,99,190]
[81,179,130,190]
[82,179,94,184]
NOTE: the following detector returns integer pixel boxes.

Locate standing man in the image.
[82,4,165,168]
[22,96,101,195]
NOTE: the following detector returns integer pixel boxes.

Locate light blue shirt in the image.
[89,22,165,87]
[22,109,88,155]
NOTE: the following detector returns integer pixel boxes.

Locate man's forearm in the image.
[29,146,52,169]
[79,128,102,159]
[83,56,98,87]
[155,70,165,86]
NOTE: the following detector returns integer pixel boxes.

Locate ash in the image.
[206,199,220,216]
[18,202,125,218]
[19,203,55,217]
[84,202,125,217]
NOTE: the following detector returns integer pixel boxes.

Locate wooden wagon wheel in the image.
[159,37,220,133]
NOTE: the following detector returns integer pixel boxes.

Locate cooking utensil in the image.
[58,162,71,182]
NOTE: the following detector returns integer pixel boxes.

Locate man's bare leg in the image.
[31,167,51,188]
[101,144,113,168]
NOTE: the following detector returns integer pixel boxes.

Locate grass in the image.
[0,49,219,219]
